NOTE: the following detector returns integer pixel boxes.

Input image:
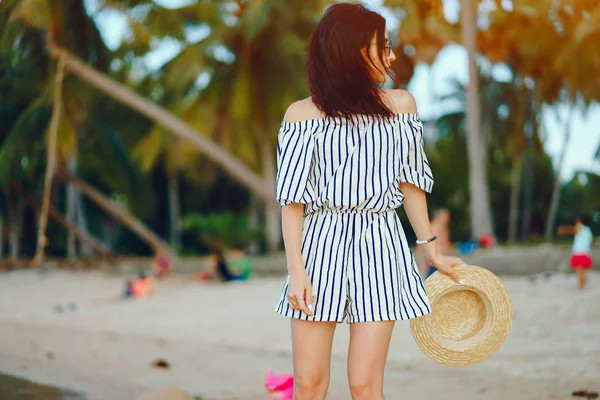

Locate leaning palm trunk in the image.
[48,46,274,206]
[544,103,575,241]
[461,0,494,239]
[60,173,171,257]
[15,182,114,259]
[32,54,65,266]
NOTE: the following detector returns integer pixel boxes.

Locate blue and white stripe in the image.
[275,113,433,323]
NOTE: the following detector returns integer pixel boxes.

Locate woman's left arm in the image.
[401,182,463,283]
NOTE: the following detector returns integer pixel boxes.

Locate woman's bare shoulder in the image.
[382,89,418,114]
[283,98,324,122]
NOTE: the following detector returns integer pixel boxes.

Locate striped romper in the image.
[275,113,433,323]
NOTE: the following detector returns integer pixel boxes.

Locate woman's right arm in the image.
[556,225,576,236]
[277,100,320,316]
[282,204,315,315]
[282,203,305,271]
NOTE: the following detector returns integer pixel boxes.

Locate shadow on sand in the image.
[0,373,85,399]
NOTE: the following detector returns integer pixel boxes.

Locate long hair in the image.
[306,3,393,119]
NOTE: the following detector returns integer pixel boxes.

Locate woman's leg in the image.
[292,319,337,400]
[347,321,395,400]
[575,267,586,290]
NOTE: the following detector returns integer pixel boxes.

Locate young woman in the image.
[274,3,464,399]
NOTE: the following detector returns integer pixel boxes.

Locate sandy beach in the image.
[0,267,598,399]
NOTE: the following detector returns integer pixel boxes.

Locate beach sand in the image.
[0,268,598,399]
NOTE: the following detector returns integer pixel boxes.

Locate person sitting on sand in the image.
[557,214,594,290]
[125,273,157,298]
[229,248,253,280]
[191,249,248,282]
[151,250,173,279]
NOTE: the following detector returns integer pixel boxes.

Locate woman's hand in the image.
[287,263,316,316]
[427,254,464,284]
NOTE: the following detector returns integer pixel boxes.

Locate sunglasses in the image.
[384,39,393,56]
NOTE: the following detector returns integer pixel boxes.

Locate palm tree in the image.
[125,0,325,250]
[461,0,494,239]
[3,0,174,261]
[32,54,64,265]
[386,0,493,239]
[542,2,600,240]
[438,66,528,240]
[196,0,325,250]
[543,103,575,240]
[9,0,325,255]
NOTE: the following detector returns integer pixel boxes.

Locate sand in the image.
[0,268,599,399]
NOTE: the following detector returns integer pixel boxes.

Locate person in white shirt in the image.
[557,215,594,290]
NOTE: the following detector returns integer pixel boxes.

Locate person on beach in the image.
[274,4,464,399]
[151,250,173,279]
[191,249,247,282]
[557,215,594,290]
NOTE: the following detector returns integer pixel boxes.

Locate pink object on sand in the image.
[130,280,149,298]
[265,368,293,399]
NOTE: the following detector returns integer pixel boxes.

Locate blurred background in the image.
[0,0,599,399]
[0,0,599,262]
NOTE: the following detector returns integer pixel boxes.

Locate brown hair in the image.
[306,3,394,120]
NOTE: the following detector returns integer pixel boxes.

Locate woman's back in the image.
[276,90,433,214]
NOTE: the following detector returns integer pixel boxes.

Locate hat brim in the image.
[410,264,513,367]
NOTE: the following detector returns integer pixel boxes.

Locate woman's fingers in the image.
[435,256,464,284]
[287,292,315,315]
[295,291,312,315]
[287,293,298,310]
[447,267,462,284]
[287,291,312,315]
[305,288,316,315]
[448,258,464,284]
[308,294,316,314]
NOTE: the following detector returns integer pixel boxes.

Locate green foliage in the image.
[558,172,600,233]
[2,0,598,258]
[426,133,470,241]
[181,212,264,251]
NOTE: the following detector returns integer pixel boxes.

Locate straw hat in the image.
[410,264,512,367]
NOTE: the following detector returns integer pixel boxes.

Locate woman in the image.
[274,3,464,399]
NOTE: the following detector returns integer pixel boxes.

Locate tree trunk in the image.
[67,152,78,259]
[507,152,523,243]
[51,47,274,206]
[48,205,114,259]
[520,95,536,243]
[59,173,171,257]
[0,215,3,260]
[544,103,575,241]
[265,205,281,252]
[15,183,114,259]
[260,136,281,252]
[102,217,120,252]
[248,195,260,255]
[167,168,181,249]
[461,0,494,239]
[32,55,65,266]
[75,191,93,257]
[8,200,22,260]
